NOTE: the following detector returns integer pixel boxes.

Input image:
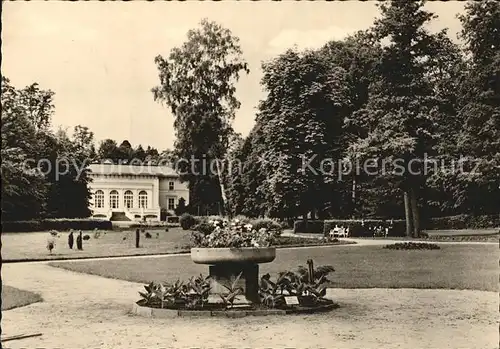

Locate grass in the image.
[1,228,192,261]
[49,243,498,292]
[1,285,43,310]
[1,228,348,262]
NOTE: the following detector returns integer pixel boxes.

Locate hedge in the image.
[2,219,113,232]
[293,220,325,234]
[425,214,500,230]
[166,216,180,224]
[323,219,407,237]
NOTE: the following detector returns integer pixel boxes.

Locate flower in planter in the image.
[192,218,281,248]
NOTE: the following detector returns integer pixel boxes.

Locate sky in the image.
[2,1,466,151]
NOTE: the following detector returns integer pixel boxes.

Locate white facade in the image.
[87,163,189,221]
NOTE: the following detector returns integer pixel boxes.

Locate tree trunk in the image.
[403,190,413,237]
[410,187,420,238]
[351,175,356,218]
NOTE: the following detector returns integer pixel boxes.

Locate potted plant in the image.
[190,218,282,304]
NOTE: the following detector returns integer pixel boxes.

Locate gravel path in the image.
[2,262,498,349]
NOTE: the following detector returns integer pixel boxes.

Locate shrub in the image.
[166,216,180,224]
[425,214,500,230]
[193,221,216,236]
[293,220,324,234]
[251,218,284,234]
[323,219,406,237]
[2,219,112,233]
[180,213,197,230]
[383,242,440,250]
[83,235,91,240]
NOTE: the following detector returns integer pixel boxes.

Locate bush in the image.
[193,221,216,236]
[323,219,406,237]
[425,214,500,230]
[383,242,440,250]
[2,219,112,232]
[166,216,180,224]
[250,218,283,232]
[293,220,325,234]
[180,213,197,230]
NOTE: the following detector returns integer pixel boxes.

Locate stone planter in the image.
[191,247,276,304]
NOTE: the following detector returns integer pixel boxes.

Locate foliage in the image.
[1,77,93,220]
[174,197,188,216]
[293,220,325,234]
[383,242,441,250]
[96,138,163,164]
[193,221,216,236]
[179,213,197,230]
[138,275,212,309]
[191,218,281,248]
[259,260,335,308]
[250,218,284,232]
[425,214,500,230]
[152,19,249,216]
[272,236,340,247]
[219,272,244,308]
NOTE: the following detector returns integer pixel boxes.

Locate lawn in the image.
[1,285,43,311]
[1,228,347,262]
[49,243,498,292]
[1,228,192,261]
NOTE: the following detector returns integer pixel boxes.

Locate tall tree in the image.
[152,19,249,215]
[97,139,120,163]
[350,1,443,236]
[256,49,350,220]
[17,82,55,131]
[133,144,147,162]
[73,125,96,160]
[454,0,500,214]
[1,78,48,220]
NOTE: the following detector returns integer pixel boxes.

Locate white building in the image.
[87,163,189,221]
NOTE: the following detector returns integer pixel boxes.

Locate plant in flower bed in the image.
[137,259,336,312]
[383,242,441,250]
[191,218,281,248]
[259,259,335,309]
[138,274,212,309]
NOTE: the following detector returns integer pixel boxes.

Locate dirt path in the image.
[2,262,498,349]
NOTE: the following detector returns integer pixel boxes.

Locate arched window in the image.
[110,190,119,209]
[95,190,104,208]
[124,190,134,209]
[138,191,148,209]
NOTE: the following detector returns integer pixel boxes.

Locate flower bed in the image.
[136,259,337,312]
[383,242,441,250]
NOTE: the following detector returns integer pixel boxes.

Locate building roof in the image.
[87,163,179,177]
